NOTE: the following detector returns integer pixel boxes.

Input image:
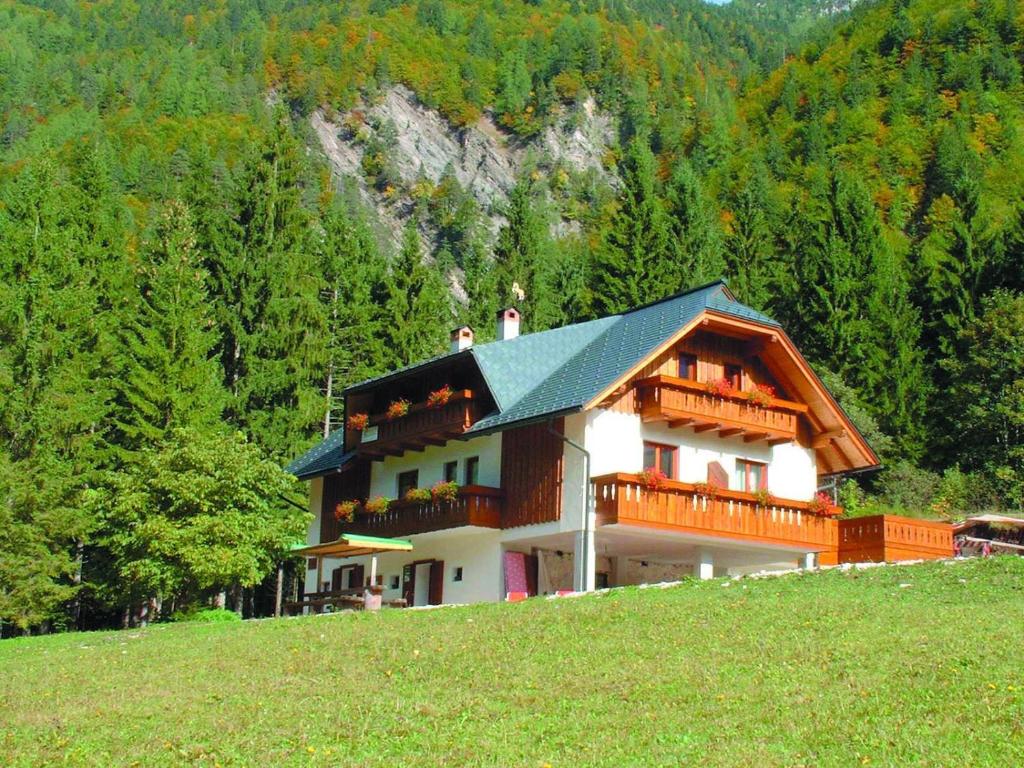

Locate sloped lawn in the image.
[1,557,1022,767]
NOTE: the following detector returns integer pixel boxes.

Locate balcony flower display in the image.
[808,491,839,516]
[334,500,360,522]
[745,383,776,407]
[385,398,410,420]
[346,412,369,431]
[693,481,720,500]
[706,377,735,398]
[427,385,453,408]
[431,480,459,502]
[753,488,776,508]
[639,466,667,491]
[364,496,392,515]
[403,487,432,503]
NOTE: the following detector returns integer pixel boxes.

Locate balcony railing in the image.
[358,389,483,458]
[837,515,953,563]
[635,375,807,444]
[592,473,838,551]
[336,486,502,537]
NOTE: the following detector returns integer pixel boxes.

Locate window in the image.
[389,575,400,590]
[465,456,480,485]
[397,469,419,499]
[642,441,677,479]
[725,364,743,390]
[678,353,697,380]
[735,460,767,492]
[453,566,464,582]
[443,460,458,483]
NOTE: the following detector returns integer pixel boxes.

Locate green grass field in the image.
[2,558,1023,767]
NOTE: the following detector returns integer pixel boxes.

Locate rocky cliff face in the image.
[311,85,615,247]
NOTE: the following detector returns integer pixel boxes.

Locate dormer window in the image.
[678,353,697,380]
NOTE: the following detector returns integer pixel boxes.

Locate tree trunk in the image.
[274,562,284,618]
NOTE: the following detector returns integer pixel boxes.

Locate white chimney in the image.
[497,307,521,341]
[450,325,474,353]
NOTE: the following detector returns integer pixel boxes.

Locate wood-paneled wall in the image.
[500,418,564,528]
[319,460,371,543]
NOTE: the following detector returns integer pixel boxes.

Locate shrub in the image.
[347,412,369,431]
[427,385,453,408]
[171,607,241,624]
[386,399,410,420]
[639,467,667,490]
[364,497,392,515]
[753,488,775,507]
[403,487,432,503]
[334,500,359,522]
[431,480,459,502]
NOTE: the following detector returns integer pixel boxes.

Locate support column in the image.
[608,555,629,588]
[802,552,818,571]
[573,528,596,592]
[694,549,715,581]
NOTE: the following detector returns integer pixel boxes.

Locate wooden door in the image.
[352,564,365,590]
[428,560,444,605]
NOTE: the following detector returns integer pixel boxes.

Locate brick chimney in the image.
[450,325,474,353]
[496,307,521,341]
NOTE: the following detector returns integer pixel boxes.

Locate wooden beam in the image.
[719,427,743,438]
[694,423,721,433]
[813,429,846,449]
[768,437,792,446]
[744,432,768,443]
[668,417,694,429]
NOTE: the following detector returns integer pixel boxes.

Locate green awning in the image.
[290,533,413,558]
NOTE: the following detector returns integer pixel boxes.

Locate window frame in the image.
[396,469,419,499]
[464,456,480,486]
[735,459,768,493]
[642,441,678,480]
[443,460,459,483]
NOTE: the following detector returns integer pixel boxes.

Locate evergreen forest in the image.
[2,0,1023,632]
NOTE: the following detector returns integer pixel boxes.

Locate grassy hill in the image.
[1,557,1022,767]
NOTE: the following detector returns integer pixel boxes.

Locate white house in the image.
[286,282,948,609]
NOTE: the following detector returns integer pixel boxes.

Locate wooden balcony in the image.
[835,515,953,564]
[337,486,502,538]
[635,375,807,444]
[358,389,483,458]
[593,473,838,552]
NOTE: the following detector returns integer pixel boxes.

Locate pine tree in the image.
[665,158,727,289]
[383,222,451,367]
[318,204,391,435]
[0,154,125,630]
[492,177,553,329]
[111,201,227,455]
[591,135,672,316]
[219,115,327,457]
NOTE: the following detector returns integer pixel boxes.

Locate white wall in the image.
[317,530,504,605]
[303,477,325,595]
[368,432,502,499]
[582,407,818,505]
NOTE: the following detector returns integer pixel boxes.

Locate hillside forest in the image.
[2,0,1023,633]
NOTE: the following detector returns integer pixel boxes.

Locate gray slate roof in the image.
[286,281,779,478]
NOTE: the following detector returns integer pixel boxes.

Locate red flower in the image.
[427,385,453,408]
[639,467,668,490]
[347,412,369,431]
